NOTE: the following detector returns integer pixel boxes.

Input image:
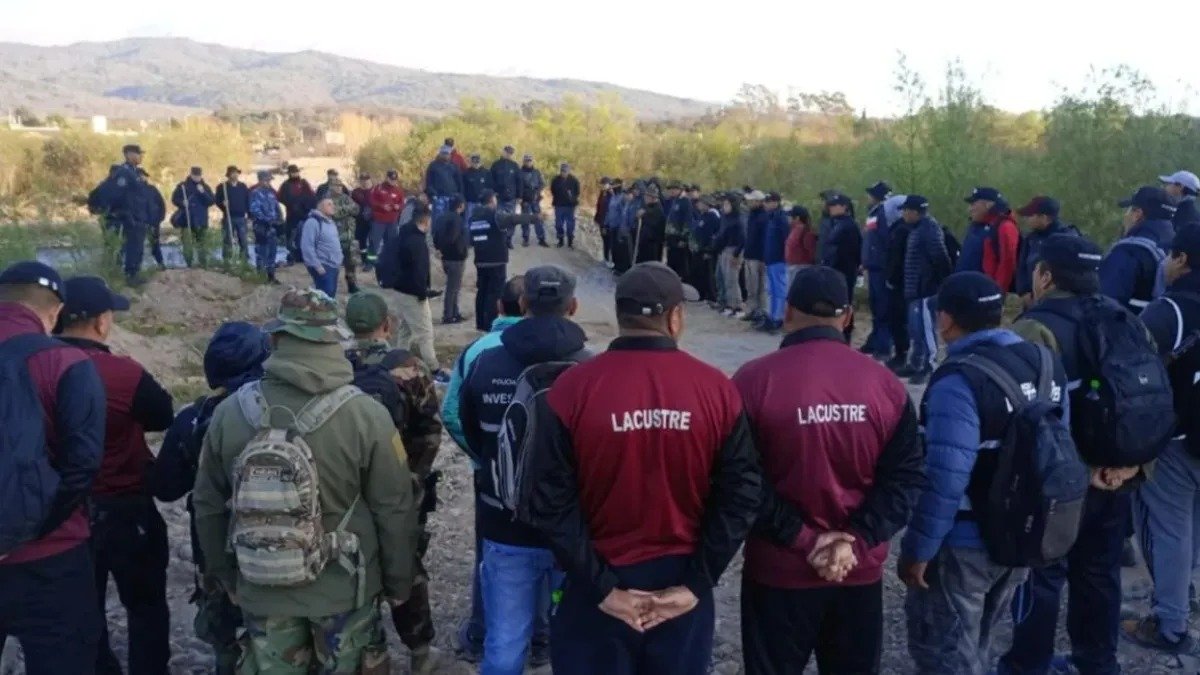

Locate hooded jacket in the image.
[300,209,344,270]
[443,316,524,452]
[1099,218,1174,313]
[193,337,420,617]
[459,316,589,548]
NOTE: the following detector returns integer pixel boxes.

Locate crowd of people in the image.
[8,136,1200,675]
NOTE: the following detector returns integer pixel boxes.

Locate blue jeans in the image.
[520,200,545,243]
[307,265,339,298]
[222,215,249,260]
[1134,440,1200,638]
[865,270,893,355]
[431,195,451,221]
[554,206,576,243]
[253,222,278,276]
[767,262,788,322]
[0,544,100,675]
[480,540,562,675]
[907,296,937,370]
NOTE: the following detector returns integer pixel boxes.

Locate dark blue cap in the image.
[0,261,65,301]
[1171,225,1200,261]
[824,192,852,207]
[1017,196,1061,218]
[866,181,892,200]
[899,194,930,212]
[965,186,1003,203]
[788,266,849,317]
[1038,234,1103,273]
[937,271,1005,323]
[1119,186,1178,219]
[60,276,130,322]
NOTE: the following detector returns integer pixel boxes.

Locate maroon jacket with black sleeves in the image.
[529,335,762,602]
[58,337,175,497]
[733,325,922,589]
[0,304,106,565]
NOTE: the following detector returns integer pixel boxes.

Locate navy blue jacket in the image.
[1099,218,1173,313]
[696,208,722,251]
[763,208,790,265]
[1014,221,1079,296]
[520,167,545,204]
[171,180,215,229]
[822,215,863,281]
[140,180,166,226]
[862,203,891,271]
[904,216,952,300]
[463,168,492,203]
[713,211,745,256]
[93,162,150,226]
[425,159,464,199]
[744,206,769,261]
[1174,197,1200,231]
[459,316,589,548]
[490,158,522,203]
[214,181,251,218]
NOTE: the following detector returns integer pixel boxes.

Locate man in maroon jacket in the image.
[0,261,107,675]
[527,262,761,675]
[55,276,175,675]
[733,265,922,675]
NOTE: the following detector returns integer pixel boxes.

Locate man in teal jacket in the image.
[443,275,545,663]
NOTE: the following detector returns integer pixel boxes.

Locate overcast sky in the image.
[1,0,1194,115]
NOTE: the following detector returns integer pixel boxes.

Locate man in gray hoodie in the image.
[301,198,345,298]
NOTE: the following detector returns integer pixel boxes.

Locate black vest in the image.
[469,207,509,266]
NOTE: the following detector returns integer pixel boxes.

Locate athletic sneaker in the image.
[720,308,734,317]
[732,310,747,320]
[1121,616,1194,654]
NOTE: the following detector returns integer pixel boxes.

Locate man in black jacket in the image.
[821,193,863,342]
[490,146,522,214]
[519,155,547,247]
[636,187,667,264]
[550,163,582,248]
[469,190,539,332]
[137,169,167,270]
[884,214,914,372]
[463,154,492,217]
[435,197,469,325]
[214,166,251,262]
[1014,196,1079,307]
[386,207,446,381]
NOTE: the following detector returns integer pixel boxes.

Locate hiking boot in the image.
[557,240,565,248]
[567,240,574,249]
[538,240,550,248]
[732,310,747,320]
[886,355,909,372]
[410,645,437,675]
[1121,615,1195,654]
[908,369,932,385]
[1122,538,1139,568]
[740,311,758,322]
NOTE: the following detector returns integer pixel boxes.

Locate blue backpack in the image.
[935,344,1088,567]
[0,333,61,555]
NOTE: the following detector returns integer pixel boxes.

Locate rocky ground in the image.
[1,215,1192,674]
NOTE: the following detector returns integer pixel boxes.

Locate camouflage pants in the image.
[193,578,243,675]
[239,601,388,674]
[390,471,437,650]
[340,226,360,291]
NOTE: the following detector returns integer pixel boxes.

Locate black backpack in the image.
[1036,297,1175,466]
[1160,292,1200,458]
[497,361,577,524]
[935,345,1088,567]
[346,348,408,431]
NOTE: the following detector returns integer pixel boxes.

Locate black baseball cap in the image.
[0,261,65,301]
[899,194,930,212]
[824,192,852,207]
[787,266,849,317]
[866,181,892,200]
[616,262,699,317]
[789,204,811,221]
[1016,196,1060,217]
[1171,225,1200,261]
[60,276,130,323]
[524,265,577,313]
[937,272,1004,324]
[1039,234,1103,273]
[965,186,1003,203]
[1119,186,1177,220]
[470,153,482,161]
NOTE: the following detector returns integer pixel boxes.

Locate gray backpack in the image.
[230,382,368,605]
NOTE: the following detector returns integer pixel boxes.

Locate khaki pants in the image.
[395,293,439,372]
[744,259,768,315]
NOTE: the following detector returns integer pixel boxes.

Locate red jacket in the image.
[368,183,406,224]
[58,338,174,498]
[785,225,817,266]
[0,305,106,565]
[450,149,468,173]
[983,212,1020,291]
[733,326,921,589]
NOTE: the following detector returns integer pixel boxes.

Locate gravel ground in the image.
[1,228,1192,674]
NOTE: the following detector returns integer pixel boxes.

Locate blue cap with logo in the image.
[1038,234,1103,273]
[0,261,65,301]
[60,276,130,323]
[937,271,1005,323]
[1119,186,1177,220]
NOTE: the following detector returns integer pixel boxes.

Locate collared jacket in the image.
[550,174,581,207]
[820,214,862,281]
[526,335,760,603]
[785,223,817,266]
[763,208,790,266]
[215,180,251,218]
[386,222,433,300]
[862,202,892,271]
[171,179,215,229]
[249,185,282,226]
[901,328,1068,562]
[277,177,316,227]
[0,305,105,566]
[463,168,492,204]
[140,179,166,227]
[193,338,420,617]
[56,337,174,498]
[605,196,630,232]
[595,189,613,226]
[736,326,921,588]
[1014,220,1080,297]
[490,158,522,203]
[425,159,464,199]
[744,206,769,261]
[520,166,545,204]
[443,316,523,452]
[368,183,406,225]
[904,216,952,300]
[468,206,536,266]
[1100,218,1174,313]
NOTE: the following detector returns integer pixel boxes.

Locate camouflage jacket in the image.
[331,192,359,242]
[345,339,443,478]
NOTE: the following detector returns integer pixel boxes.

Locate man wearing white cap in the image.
[1160,170,1200,231]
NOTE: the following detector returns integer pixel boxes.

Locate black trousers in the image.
[612,231,633,274]
[666,244,691,280]
[0,543,100,675]
[742,579,883,675]
[475,264,506,331]
[600,226,612,262]
[92,495,170,675]
[888,288,910,358]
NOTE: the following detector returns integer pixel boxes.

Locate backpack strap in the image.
[294,385,363,435]
[0,332,59,364]
[944,351,1031,410]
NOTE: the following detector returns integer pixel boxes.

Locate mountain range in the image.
[0,37,712,120]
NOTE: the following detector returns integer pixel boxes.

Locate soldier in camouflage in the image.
[329,181,362,294]
[344,292,444,675]
[192,288,420,675]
